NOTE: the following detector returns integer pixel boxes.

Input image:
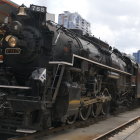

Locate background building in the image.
[0,0,18,23]
[46,13,55,22]
[58,11,91,35]
[133,50,140,63]
[0,0,55,23]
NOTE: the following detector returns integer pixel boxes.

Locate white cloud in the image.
[91,24,116,46]
[12,0,140,54]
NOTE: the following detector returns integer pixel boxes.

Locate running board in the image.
[49,54,132,76]
[0,85,31,89]
[16,129,36,133]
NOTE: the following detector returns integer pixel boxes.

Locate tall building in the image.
[46,13,55,22]
[58,11,91,35]
[133,50,140,63]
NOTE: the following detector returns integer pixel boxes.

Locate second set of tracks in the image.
[94,116,140,140]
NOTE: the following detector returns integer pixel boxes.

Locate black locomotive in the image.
[0,4,140,134]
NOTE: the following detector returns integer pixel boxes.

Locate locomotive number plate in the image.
[30,5,46,13]
[5,48,21,54]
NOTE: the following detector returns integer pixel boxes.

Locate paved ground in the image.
[43,108,140,140]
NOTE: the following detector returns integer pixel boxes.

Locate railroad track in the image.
[7,116,106,140]
[93,116,140,140]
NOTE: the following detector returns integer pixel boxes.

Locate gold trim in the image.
[69,100,80,104]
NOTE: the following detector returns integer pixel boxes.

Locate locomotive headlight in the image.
[8,36,18,47]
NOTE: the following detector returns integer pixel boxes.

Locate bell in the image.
[17,4,27,16]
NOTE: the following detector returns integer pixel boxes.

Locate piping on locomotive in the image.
[0,4,139,134]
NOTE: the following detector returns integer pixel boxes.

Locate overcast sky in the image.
[12,0,140,54]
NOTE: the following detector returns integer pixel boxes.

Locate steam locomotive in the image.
[0,4,140,134]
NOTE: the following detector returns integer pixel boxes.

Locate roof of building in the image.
[0,0,18,23]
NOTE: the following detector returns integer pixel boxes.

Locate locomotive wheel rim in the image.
[91,103,103,117]
[101,88,110,115]
[91,104,96,117]
[79,105,91,121]
[101,102,110,116]
[67,113,78,124]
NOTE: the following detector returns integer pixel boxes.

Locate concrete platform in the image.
[43,108,140,140]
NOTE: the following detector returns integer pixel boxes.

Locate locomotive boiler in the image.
[0,4,139,134]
